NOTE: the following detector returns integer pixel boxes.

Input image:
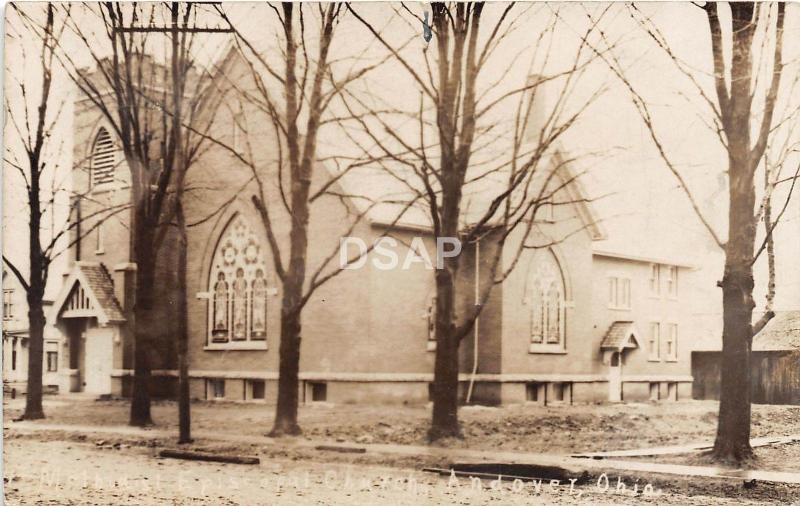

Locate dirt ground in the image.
[6,397,800,457]
[4,439,799,505]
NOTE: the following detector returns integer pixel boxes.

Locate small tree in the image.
[3,3,128,420]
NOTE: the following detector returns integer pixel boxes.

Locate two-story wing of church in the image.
[49,47,706,406]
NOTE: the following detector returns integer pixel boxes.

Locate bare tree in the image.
[3,3,130,420]
[212,2,421,436]
[592,2,798,462]
[350,2,607,440]
[55,2,228,427]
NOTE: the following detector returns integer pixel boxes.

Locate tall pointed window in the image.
[208,214,270,345]
[90,128,115,187]
[528,250,566,351]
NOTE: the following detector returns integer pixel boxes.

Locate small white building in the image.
[2,269,66,395]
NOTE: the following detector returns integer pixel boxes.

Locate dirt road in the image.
[4,439,796,505]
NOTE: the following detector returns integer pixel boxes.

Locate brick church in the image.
[50,48,705,406]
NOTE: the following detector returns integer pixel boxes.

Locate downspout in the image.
[466,238,480,404]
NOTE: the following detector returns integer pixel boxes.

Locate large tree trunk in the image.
[429,265,461,440]
[270,185,309,436]
[271,305,302,436]
[129,218,155,426]
[713,151,757,462]
[711,3,761,463]
[23,144,46,420]
[429,166,464,440]
[22,290,46,420]
[714,265,754,462]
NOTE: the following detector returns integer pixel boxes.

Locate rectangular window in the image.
[608,277,617,306]
[665,323,678,361]
[620,278,630,308]
[649,264,660,296]
[426,296,437,351]
[46,351,58,372]
[11,338,17,370]
[666,266,678,298]
[3,289,14,320]
[648,322,660,361]
[608,277,631,309]
[208,379,225,399]
[95,223,104,254]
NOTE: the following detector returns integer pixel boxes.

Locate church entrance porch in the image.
[51,262,127,396]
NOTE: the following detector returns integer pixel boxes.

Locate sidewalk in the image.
[7,420,800,486]
[572,434,800,458]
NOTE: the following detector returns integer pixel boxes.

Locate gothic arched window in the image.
[90,128,115,187]
[528,250,566,350]
[208,214,269,344]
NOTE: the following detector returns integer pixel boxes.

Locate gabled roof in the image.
[51,262,125,325]
[600,321,641,350]
[206,46,607,244]
[753,311,800,351]
[345,148,607,240]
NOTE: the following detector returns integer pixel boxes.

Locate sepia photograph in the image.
[1,1,799,504]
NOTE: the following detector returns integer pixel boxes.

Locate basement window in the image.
[248,380,265,401]
[649,382,659,401]
[526,382,543,403]
[208,379,225,400]
[667,382,678,401]
[552,382,565,402]
[309,382,327,402]
[549,382,572,404]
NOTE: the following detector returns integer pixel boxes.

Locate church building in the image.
[50,48,704,406]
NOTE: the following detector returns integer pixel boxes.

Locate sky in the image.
[3,2,799,314]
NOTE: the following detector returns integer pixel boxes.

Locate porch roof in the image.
[600,321,641,350]
[51,262,125,325]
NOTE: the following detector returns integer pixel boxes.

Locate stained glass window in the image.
[208,214,269,343]
[529,250,566,347]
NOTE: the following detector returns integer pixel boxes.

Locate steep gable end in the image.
[52,262,124,325]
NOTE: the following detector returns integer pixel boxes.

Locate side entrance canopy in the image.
[600,321,641,363]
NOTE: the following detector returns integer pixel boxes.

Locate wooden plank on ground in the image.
[158,449,260,465]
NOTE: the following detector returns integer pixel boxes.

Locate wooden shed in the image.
[692,311,800,405]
